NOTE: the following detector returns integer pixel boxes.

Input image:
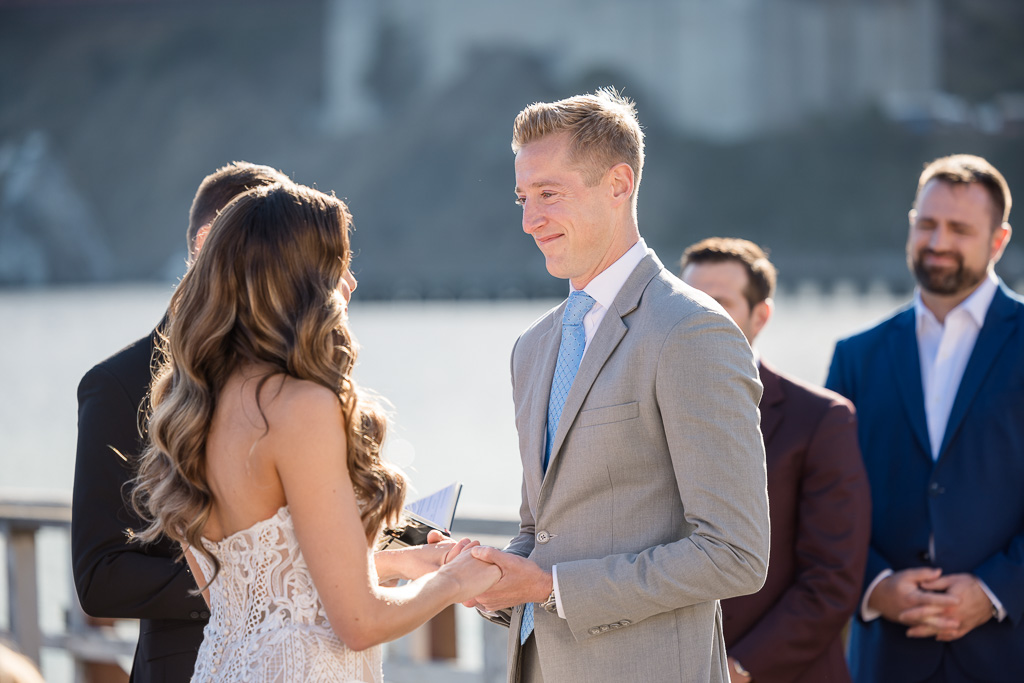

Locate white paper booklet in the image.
[378,481,463,549]
[407,481,463,531]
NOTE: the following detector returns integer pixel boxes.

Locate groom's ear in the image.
[191,224,212,260]
[606,162,635,208]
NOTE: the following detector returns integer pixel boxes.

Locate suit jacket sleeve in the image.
[505,334,537,562]
[556,308,770,640]
[729,399,871,680]
[72,364,207,619]
[826,341,892,599]
[476,342,530,630]
[506,473,536,560]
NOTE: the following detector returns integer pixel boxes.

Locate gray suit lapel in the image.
[543,252,662,483]
[523,308,564,487]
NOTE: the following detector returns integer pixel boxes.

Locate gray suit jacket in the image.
[503,252,770,682]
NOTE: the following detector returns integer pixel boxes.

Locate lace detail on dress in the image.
[191,506,382,683]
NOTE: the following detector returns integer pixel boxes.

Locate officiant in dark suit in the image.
[71,162,290,682]
[682,237,871,683]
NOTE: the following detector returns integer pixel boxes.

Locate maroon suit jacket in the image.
[722,360,871,683]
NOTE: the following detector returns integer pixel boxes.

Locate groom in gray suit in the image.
[469,89,770,682]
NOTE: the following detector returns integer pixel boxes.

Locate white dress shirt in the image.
[574,238,649,358]
[551,238,647,617]
[916,271,998,459]
[862,271,1005,621]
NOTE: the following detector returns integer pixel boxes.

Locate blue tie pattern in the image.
[521,290,596,645]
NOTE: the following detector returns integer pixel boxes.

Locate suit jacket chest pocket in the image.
[573,401,659,475]
[579,400,640,428]
[575,401,643,469]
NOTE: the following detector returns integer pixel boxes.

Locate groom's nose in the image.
[522,202,545,235]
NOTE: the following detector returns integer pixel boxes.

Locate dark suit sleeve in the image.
[72,365,207,619]
[823,341,851,400]
[826,342,892,606]
[728,399,871,681]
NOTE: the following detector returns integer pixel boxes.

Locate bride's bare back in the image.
[202,366,294,542]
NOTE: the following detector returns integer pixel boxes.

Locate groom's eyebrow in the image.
[515,180,564,192]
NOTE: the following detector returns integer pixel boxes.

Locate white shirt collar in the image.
[570,238,647,310]
[914,270,999,331]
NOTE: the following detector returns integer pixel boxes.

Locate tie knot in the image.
[563,291,595,326]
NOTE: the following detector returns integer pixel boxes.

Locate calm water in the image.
[0,282,907,507]
[0,282,906,681]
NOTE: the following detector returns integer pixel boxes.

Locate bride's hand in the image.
[377,535,482,582]
[439,548,502,603]
[424,530,485,567]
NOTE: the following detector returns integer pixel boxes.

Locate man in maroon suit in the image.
[681,237,871,683]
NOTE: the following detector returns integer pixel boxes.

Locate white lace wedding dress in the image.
[191,506,382,683]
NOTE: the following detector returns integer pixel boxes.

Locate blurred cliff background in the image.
[2,0,1023,297]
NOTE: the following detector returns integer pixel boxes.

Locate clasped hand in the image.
[460,546,553,612]
[379,534,552,610]
[870,567,994,641]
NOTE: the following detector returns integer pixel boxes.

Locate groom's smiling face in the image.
[514,132,618,289]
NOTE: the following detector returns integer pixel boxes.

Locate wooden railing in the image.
[0,490,518,683]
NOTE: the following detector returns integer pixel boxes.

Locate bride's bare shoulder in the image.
[259,377,349,481]
[260,376,345,435]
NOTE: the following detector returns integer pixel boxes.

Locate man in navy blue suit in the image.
[827,154,1021,683]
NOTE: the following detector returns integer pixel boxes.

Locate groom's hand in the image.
[464,546,552,612]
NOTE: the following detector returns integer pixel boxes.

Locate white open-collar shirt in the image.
[572,238,648,358]
[914,270,999,460]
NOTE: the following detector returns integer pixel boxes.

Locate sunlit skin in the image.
[340,268,357,311]
[680,260,772,345]
[514,132,639,290]
[907,179,1011,323]
[192,224,212,257]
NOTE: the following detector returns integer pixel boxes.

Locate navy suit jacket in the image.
[826,282,1024,683]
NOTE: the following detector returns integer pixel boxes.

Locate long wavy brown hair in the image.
[131,183,406,581]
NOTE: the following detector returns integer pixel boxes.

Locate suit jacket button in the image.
[619,620,630,626]
[190,611,200,619]
[588,627,601,635]
[200,611,210,619]
[537,531,550,544]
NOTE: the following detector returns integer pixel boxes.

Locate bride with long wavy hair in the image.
[131,182,498,683]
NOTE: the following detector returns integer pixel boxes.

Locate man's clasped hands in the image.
[869,567,996,642]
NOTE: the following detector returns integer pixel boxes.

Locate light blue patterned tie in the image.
[521,290,596,645]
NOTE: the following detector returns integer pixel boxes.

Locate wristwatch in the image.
[540,589,558,614]
[731,658,751,679]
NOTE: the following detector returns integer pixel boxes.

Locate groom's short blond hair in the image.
[511,87,645,195]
